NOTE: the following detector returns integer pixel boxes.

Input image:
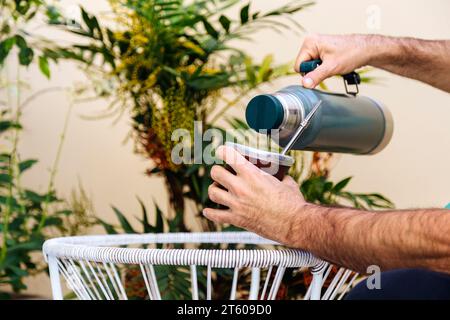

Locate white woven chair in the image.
[43,232,358,300]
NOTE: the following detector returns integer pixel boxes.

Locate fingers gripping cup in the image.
[224,142,294,181]
[211,143,294,209]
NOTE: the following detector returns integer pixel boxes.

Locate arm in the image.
[294,34,450,93]
[204,146,450,274]
[291,205,450,274]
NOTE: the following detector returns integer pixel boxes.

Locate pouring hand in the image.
[294,34,450,93]
[294,34,374,88]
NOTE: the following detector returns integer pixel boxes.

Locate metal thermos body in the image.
[245,85,394,155]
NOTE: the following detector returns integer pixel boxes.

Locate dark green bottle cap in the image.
[245,94,284,131]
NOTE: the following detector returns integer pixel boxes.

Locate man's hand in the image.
[294,34,374,88]
[295,34,450,92]
[203,145,307,245]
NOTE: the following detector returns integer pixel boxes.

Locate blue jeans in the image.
[345,269,450,300]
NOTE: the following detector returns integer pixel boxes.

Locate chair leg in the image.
[310,272,323,300]
[48,255,63,300]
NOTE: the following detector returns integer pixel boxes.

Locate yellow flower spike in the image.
[131,34,149,46]
[151,84,196,171]
[142,67,161,90]
[113,31,126,41]
[202,68,220,75]
[180,65,196,75]
[179,40,205,56]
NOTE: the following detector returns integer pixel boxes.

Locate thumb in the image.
[302,61,335,88]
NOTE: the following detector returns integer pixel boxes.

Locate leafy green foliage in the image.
[47,0,313,227]
[0,1,98,297]
[0,37,16,65]
[38,56,50,78]
[0,0,70,76]
[0,115,95,297]
[0,121,66,296]
[100,200,184,236]
[301,175,394,209]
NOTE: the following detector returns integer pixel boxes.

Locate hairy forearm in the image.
[288,205,450,274]
[367,35,450,92]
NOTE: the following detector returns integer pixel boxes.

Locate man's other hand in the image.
[203,145,308,245]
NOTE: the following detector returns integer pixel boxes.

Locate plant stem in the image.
[1,59,21,264]
[20,86,66,111]
[38,91,74,231]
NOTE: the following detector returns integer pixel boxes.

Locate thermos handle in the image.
[299,59,361,96]
[299,59,323,73]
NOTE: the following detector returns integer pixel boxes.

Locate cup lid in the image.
[224,142,294,167]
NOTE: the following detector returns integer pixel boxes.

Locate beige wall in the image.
[11,0,450,296]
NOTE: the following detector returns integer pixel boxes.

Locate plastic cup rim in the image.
[224,142,294,167]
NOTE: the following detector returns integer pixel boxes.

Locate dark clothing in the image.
[346,269,450,300]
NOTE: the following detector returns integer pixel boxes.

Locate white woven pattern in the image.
[43,232,357,300]
[43,232,324,268]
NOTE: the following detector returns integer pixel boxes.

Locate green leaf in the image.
[168,209,182,233]
[244,57,256,86]
[240,3,250,24]
[0,195,19,208]
[190,174,201,199]
[97,218,118,234]
[111,206,136,233]
[154,202,165,233]
[187,73,230,90]
[81,7,95,34]
[218,15,231,33]
[15,35,27,49]
[202,18,219,39]
[362,193,394,208]
[55,209,73,216]
[43,216,63,227]
[8,241,43,253]
[18,159,38,173]
[0,120,21,134]
[222,225,244,232]
[23,190,51,204]
[200,174,210,204]
[9,266,29,277]
[0,173,12,184]
[137,197,153,233]
[184,164,200,176]
[0,292,12,299]
[38,56,50,78]
[257,54,273,82]
[323,181,333,193]
[0,37,16,65]
[226,117,250,130]
[18,47,34,66]
[148,166,161,175]
[15,35,34,66]
[333,177,352,192]
[46,5,62,24]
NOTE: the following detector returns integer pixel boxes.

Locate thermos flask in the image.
[245,60,394,155]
